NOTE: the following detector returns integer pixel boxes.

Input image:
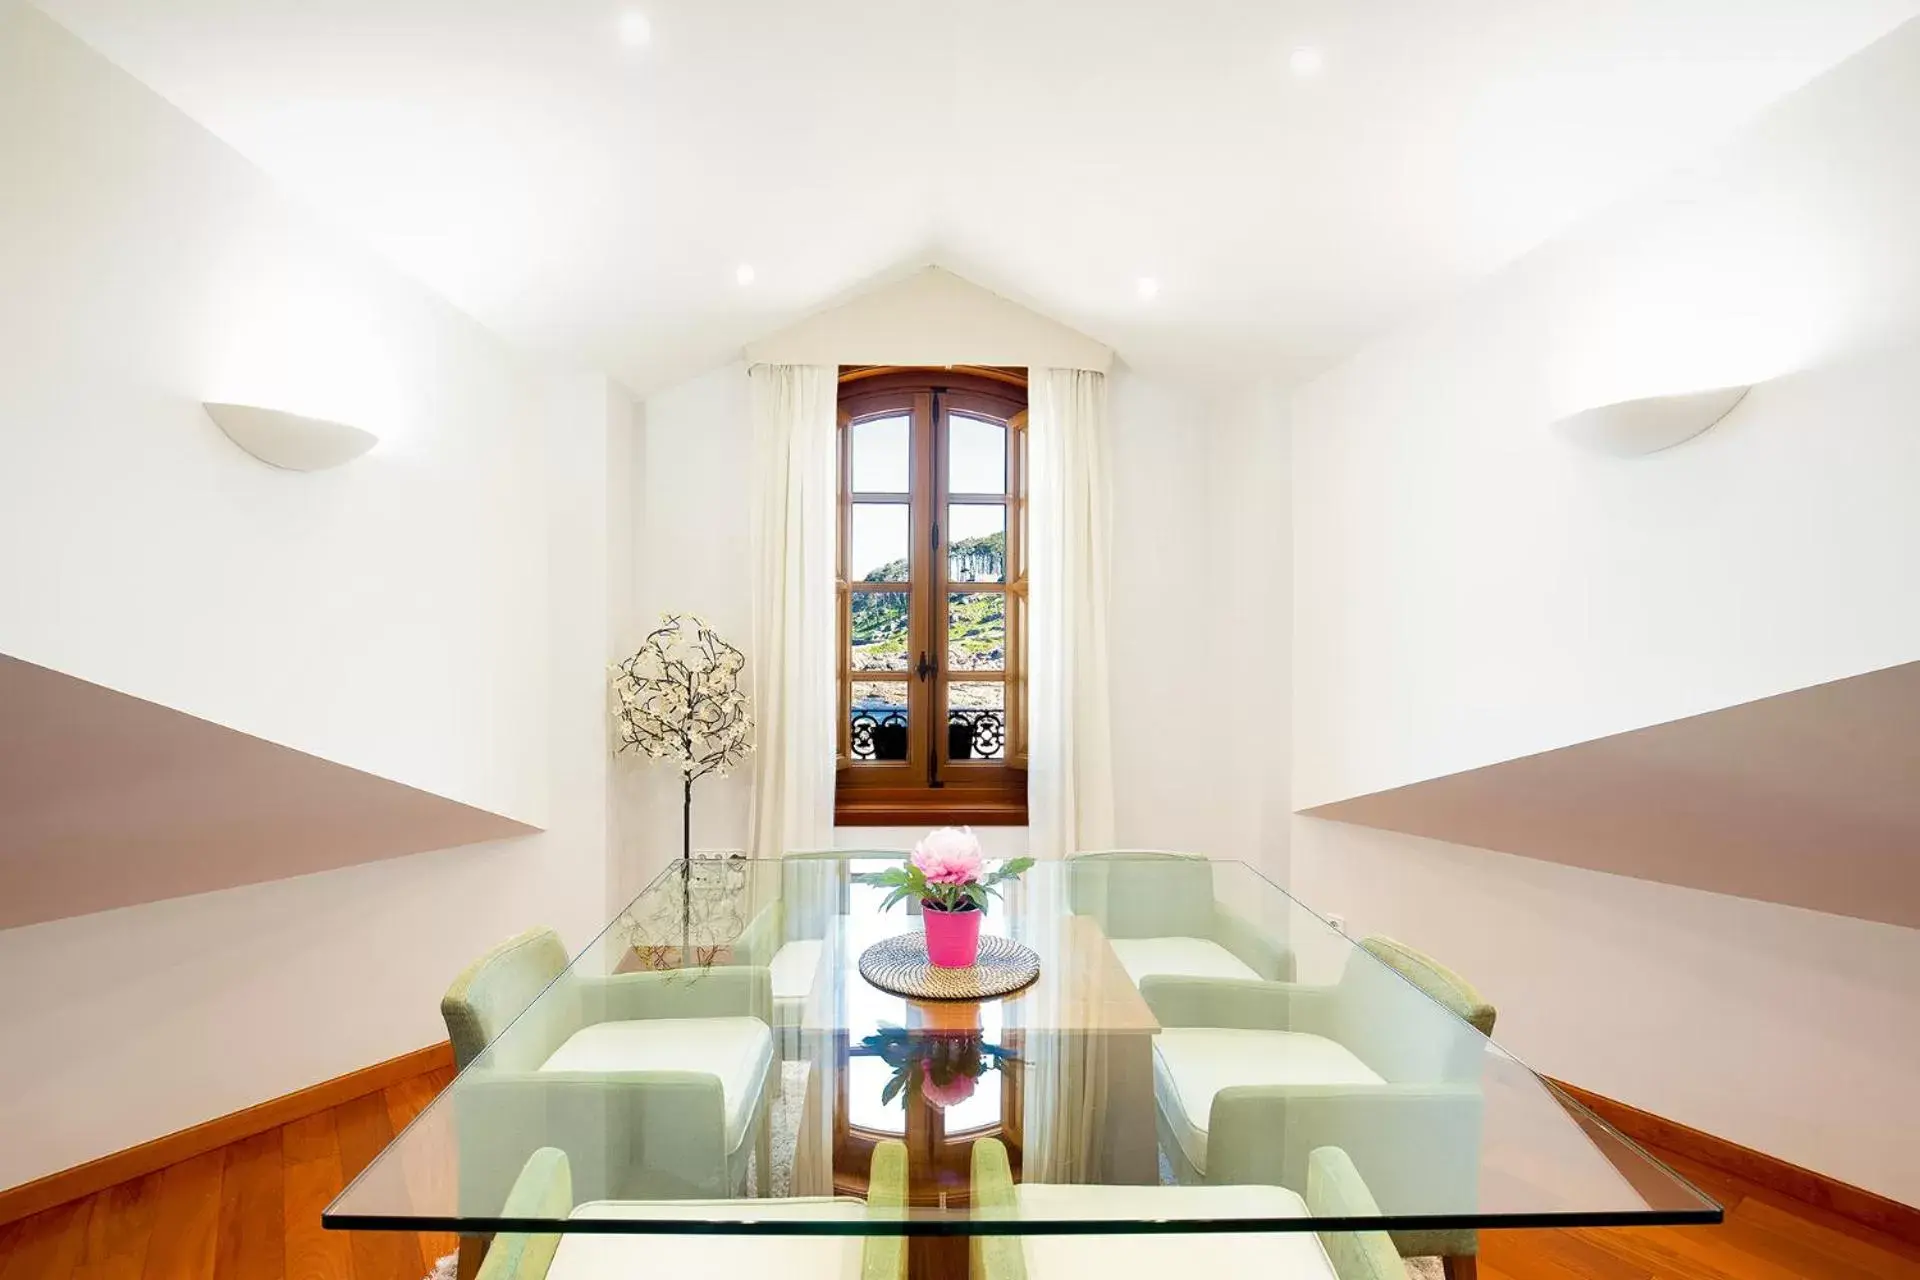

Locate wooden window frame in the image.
[836,368,1028,826]
[831,1034,1025,1201]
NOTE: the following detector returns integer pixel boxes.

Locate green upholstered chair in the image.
[1308,1147,1420,1280]
[735,850,891,1055]
[966,1137,1407,1280]
[475,1140,911,1280]
[1141,935,1495,1279]
[441,926,777,1209]
[442,927,571,1071]
[1065,851,1295,986]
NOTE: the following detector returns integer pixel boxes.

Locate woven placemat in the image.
[857,932,1042,1000]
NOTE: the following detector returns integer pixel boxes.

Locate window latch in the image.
[915,651,934,682]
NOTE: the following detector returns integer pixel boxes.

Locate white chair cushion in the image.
[770,939,824,1026]
[551,1199,865,1280]
[1153,1028,1383,1173]
[1108,937,1261,986]
[538,1017,772,1153]
[1016,1184,1338,1280]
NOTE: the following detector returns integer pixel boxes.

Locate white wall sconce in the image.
[203,403,378,471]
[1549,385,1751,457]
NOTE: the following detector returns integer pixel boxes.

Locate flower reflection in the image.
[857,1024,1015,1111]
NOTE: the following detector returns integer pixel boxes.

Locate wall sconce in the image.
[1549,385,1750,457]
[203,403,378,471]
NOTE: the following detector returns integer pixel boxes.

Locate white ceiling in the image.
[36,0,1920,394]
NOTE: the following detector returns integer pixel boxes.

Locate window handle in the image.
[915,651,935,682]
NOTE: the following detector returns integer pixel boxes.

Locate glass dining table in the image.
[327,854,1718,1279]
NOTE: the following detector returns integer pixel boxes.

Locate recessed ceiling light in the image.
[1136,277,1160,301]
[618,11,652,47]
[735,262,756,286]
[1289,45,1324,77]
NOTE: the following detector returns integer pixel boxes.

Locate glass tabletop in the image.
[326,854,1719,1239]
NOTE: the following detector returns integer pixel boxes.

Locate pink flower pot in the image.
[919,1072,978,1109]
[922,902,982,967]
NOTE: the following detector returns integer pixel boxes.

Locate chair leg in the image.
[456,1234,491,1280]
[1442,1257,1478,1280]
[756,1102,773,1197]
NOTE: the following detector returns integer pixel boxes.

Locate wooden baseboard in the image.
[1550,1077,1920,1247]
[0,1040,453,1229]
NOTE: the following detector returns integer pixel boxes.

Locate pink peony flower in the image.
[919,1072,977,1109]
[912,826,984,886]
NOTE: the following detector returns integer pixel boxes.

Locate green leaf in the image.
[982,857,1034,887]
[881,1072,906,1106]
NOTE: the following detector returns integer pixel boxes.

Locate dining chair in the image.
[1140,935,1495,1279]
[966,1137,1408,1280]
[441,926,776,1204]
[1066,850,1294,985]
[734,849,879,1055]
[474,1139,910,1280]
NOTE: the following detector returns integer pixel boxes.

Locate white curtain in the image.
[747,364,839,863]
[1026,368,1116,858]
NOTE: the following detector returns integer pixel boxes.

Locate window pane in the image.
[949,414,1006,494]
[947,681,1005,760]
[851,681,909,761]
[940,1063,1002,1134]
[947,592,1005,672]
[947,503,1005,583]
[850,503,909,582]
[852,415,910,493]
[847,1053,906,1135]
[851,591,909,672]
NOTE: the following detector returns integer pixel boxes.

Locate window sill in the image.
[834,795,1029,827]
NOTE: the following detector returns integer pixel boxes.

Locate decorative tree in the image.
[612,614,752,966]
[612,611,753,886]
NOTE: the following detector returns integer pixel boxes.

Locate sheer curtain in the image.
[1026,367,1116,859]
[746,364,838,863]
[1023,368,1116,1182]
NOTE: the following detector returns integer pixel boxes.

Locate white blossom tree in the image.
[612,613,753,865]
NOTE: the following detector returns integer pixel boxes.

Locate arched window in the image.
[836,367,1027,825]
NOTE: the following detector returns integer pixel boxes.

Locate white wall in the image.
[0,2,547,823]
[1293,17,1920,811]
[1107,371,1291,872]
[1293,818,1920,1204]
[0,6,619,1188]
[620,362,757,894]
[620,361,1280,868]
[744,266,1112,373]
[1287,18,1920,1202]
[1204,384,1292,883]
[1106,370,1217,852]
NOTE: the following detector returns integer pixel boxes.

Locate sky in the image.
[850,413,1007,579]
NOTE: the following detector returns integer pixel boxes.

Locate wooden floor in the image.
[3,1063,1916,1280]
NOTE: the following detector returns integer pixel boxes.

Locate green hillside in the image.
[852,532,1005,672]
